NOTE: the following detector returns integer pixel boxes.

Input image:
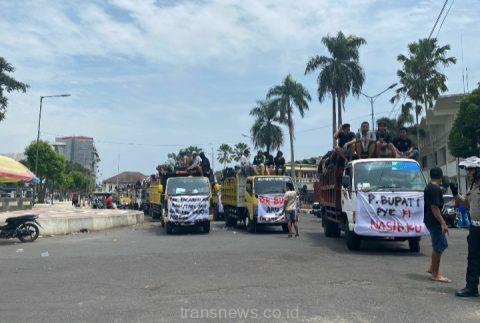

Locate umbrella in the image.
[0,155,36,183]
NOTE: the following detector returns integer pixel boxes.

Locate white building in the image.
[418,94,468,194]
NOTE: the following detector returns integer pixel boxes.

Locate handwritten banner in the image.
[257,194,286,223]
[355,191,429,237]
[168,195,210,222]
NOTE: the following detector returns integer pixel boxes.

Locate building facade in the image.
[53,136,96,171]
[418,94,468,194]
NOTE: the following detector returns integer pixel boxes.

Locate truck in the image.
[315,158,427,252]
[161,175,213,234]
[148,178,163,219]
[221,174,294,233]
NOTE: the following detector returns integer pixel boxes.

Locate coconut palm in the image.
[305,31,366,147]
[250,99,284,154]
[267,74,311,178]
[232,142,249,162]
[391,38,456,152]
[217,144,233,170]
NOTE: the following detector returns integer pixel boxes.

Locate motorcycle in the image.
[0,214,41,243]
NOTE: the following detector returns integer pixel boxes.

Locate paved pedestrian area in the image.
[0,213,478,322]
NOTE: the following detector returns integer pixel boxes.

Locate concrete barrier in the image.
[37,211,144,235]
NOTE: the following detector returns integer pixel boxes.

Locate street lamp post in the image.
[361,83,397,129]
[34,94,70,203]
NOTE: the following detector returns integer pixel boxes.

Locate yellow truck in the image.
[221,174,294,233]
[148,181,163,219]
[162,176,213,234]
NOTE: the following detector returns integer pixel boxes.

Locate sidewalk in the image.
[0,202,144,235]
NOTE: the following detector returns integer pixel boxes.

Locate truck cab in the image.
[317,158,427,252]
[162,176,213,234]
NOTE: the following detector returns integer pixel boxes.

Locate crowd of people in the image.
[334,120,418,162]
[240,149,286,176]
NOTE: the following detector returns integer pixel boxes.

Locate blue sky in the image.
[0,0,478,179]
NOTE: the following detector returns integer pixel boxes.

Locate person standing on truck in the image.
[284,182,299,238]
[253,150,266,175]
[355,121,376,158]
[241,149,253,176]
[334,124,356,162]
[393,127,418,159]
[188,151,203,175]
[199,152,211,177]
[274,151,286,175]
[452,168,480,297]
[375,121,396,158]
[424,167,451,283]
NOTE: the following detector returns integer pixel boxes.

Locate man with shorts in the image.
[284,182,298,238]
[424,167,450,283]
[334,124,356,162]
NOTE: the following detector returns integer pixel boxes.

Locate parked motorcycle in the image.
[0,214,41,243]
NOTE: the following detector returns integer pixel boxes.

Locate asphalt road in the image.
[0,213,479,322]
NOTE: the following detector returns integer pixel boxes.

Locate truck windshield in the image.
[354,160,426,192]
[254,177,292,195]
[166,177,210,196]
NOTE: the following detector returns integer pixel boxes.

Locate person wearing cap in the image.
[451,167,480,297]
[375,121,396,158]
[188,151,203,175]
[424,167,451,283]
[253,150,266,175]
[334,123,356,162]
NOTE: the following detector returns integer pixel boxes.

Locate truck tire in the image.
[408,238,420,253]
[245,215,256,233]
[203,221,211,234]
[166,222,173,234]
[345,228,361,250]
[324,219,340,238]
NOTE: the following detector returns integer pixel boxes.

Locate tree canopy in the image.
[0,57,29,122]
[250,100,283,154]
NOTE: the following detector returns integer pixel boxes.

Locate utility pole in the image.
[361,83,397,130]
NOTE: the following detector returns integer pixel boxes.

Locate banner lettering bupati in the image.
[168,195,209,222]
[257,194,285,223]
[354,191,428,237]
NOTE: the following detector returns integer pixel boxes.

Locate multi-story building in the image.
[53,136,96,171]
[418,94,468,194]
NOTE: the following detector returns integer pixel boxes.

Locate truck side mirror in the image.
[342,175,351,189]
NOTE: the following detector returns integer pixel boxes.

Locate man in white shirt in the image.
[188,151,203,175]
[240,149,253,176]
[284,182,299,238]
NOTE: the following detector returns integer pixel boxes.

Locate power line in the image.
[435,0,455,38]
[428,0,449,39]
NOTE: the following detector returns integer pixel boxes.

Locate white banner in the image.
[354,191,428,237]
[257,194,286,223]
[168,195,210,222]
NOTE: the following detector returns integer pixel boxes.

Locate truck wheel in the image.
[245,215,256,233]
[324,219,340,238]
[203,222,211,234]
[345,228,361,250]
[408,238,420,253]
[166,222,173,234]
[281,224,289,233]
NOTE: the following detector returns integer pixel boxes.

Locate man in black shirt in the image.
[253,150,266,175]
[264,151,274,175]
[393,127,416,158]
[274,151,286,175]
[334,124,356,162]
[375,121,396,157]
[424,167,450,283]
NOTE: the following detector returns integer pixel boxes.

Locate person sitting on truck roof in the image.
[375,121,397,158]
[188,151,204,176]
[355,121,376,158]
[393,127,418,159]
[334,123,356,162]
[253,150,266,175]
[241,149,253,176]
[274,151,286,175]
[199,152,214,182]
[264,151,275,175]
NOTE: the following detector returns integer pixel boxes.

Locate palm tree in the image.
[250,99,284,154]
[217,144,233,170]
[232,142,249,162]
[267,74,311,178]
[391,38,456,153]
[305,31,366,147]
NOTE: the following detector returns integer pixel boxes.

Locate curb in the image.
[37,211,144,235]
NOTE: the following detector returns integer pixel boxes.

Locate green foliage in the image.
[305,31,366,128]
[0,57,29,122]
[448,88,480,158]
[217,144,233,169]
[232,143,249,162]
[250,100,283,154]
[23,140,66,183]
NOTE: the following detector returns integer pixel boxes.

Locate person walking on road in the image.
[424,167,451,283]
[452,168,480,297]
[284,182,299,238]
